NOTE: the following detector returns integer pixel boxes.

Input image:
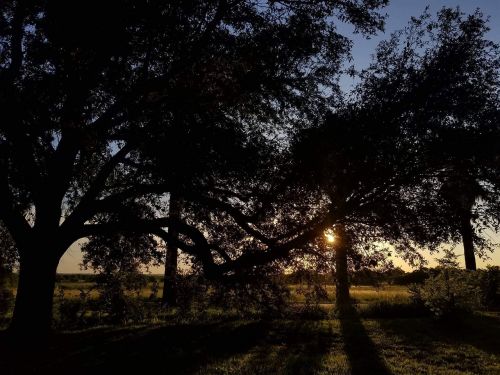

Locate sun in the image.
[325,233,335,243]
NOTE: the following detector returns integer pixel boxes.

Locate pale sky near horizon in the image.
[57,0,500,274]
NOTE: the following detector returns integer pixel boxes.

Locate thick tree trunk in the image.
[460,215,476,271]
[162,193,182,307]
[334,225,350,313]
[9,250,60,337]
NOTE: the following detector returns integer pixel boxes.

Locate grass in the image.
[1,313,499,374]
[1,283,499,374]
[289,284,410,303]
[53,281,412,306]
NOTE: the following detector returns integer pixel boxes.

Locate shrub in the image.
[478,266,500,309]
[56,287,88,328]
[409,268,482,318]
[293,283,329,320]
[207,277,291,319]
[95,270,148,324]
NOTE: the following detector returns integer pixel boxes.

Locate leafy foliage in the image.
[409,255,500,318]
[0,0,390,330]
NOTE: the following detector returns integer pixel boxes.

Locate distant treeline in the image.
[279,268,431,286]
[1,267,496,288]
[39,270,429,286]
[50,268,433,286]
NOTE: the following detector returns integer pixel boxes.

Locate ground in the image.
[1,283,499,374]
[1,313,499,374]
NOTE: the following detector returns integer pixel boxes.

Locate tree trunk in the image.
[9,250,60,337]
[460,215,476,271]
[334,225,350,313]
[162,193,182,306]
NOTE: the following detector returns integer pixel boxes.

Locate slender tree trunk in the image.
[334,225,350,313]
[162,193,182,306]
[8,248,61,337]
[460,214,476,271]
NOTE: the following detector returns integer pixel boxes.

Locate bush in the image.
[478,266,500,309]
[409,268,483,318]
[95,271,149,324]
[207,277,291,319]
[55,270,157,328]
[56,287,88,328]
[292,283,329,320]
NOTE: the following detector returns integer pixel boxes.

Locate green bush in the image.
[409,268,487,318]
[478,266,500,309]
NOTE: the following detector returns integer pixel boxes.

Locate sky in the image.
[57,0,500,273]
[339,0,500,90]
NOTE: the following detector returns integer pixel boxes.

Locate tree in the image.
[290,7,500,307]
[162,193,181,307]
[0,0,388,334]
[419,8,500,271]
[416,8,500,270]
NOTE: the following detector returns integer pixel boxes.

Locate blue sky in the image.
[336,0,500,270]
[58,0,500,273]
[339,0,500,91]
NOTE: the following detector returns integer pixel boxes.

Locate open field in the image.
[288,284,410,305]
[53,279,411,305]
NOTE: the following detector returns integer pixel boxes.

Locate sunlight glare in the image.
[325,233,335,243]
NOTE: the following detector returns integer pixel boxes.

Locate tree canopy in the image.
[0,0,389,333]
[0,1,498,335]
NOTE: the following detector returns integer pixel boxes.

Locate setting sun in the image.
[325,233,335,243]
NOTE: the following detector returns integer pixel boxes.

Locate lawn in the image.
[1,282,499,374]
[1,313,499,374]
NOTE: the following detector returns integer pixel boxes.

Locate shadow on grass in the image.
[339,307,392,375]
[1,320,269,374]
[377,312,500,357]
[0,319,343,375]
[237,320,338,374]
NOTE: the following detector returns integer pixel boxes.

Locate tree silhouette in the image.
[291,8,500,305]
[0,0,388,335]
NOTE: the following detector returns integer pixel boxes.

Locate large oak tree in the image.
[0,0,388,334]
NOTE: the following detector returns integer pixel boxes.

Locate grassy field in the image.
[288,284,410,305]
[1,313,499,374]
[54,279,411,304]
[1,281,499,374]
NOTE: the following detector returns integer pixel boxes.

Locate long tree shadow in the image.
[1,320,271,374]
[339,306,392,375]
[238,320,339,374]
